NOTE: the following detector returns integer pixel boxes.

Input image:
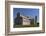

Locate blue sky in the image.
[13,8,39,22]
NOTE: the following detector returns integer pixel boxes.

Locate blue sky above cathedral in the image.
[13,8,39,22]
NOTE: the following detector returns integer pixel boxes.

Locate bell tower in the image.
[17,12,20,17]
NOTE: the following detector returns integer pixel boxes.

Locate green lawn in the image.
[13,23,39,28]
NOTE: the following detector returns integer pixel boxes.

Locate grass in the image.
[13,23,39,28]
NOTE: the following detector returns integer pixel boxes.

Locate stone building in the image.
[14,12,37,27]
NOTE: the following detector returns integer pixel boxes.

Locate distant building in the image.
[14,12,37,26]
[34,16,37,25]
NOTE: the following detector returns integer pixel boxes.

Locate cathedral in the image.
[14,12,37,27]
